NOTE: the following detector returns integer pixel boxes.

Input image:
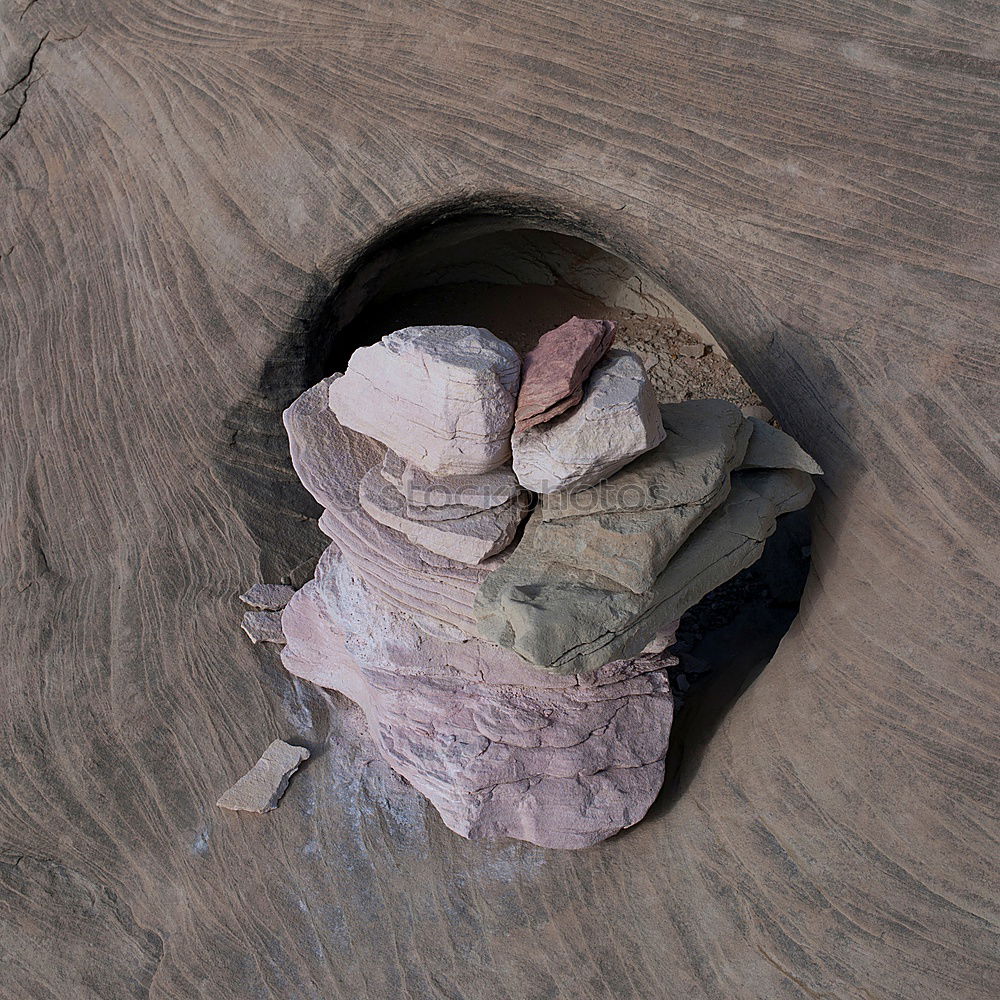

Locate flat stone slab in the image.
[381,449,524,511]
[475,467,815,674]
[328,325,521,476]
[216,740,310,813]
[239,583,296,610]
[514,316,615,431]
[241,609,287,645]
[512,349,665,494]
[359,466,530,564]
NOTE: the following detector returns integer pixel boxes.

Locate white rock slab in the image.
[512,350,665,494]
[328,326,521,476]
[216,740,309,813]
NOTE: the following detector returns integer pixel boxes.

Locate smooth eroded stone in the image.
[284,375,494,639]
[281,544,676,849]
[358,467,531,565]
[475,467,816,674]
[381,448,524,511]
[512,349,665,494]
[328,326,520,476]
[239,583,296,610]
[241,609,286,645]
[514,316,616,431]
[530,400,752,593]
[216,740,309,813]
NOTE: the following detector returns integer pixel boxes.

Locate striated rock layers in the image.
[281,543,677,849]
[476,402,822,674]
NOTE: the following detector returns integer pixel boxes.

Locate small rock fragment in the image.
[239,583,296,610]
[514,317,615,431]
[216,740,310,813]
[512,350,665,494]
[677,342,706,358]
[381,449,523,511]
[328,326,521,476]
[241,609,287,645]
[741,403,774,423]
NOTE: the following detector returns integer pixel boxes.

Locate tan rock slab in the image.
[216,740,310,813]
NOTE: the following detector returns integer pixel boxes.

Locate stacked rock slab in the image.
[476,404,823,674]
[285,373,490,640]
[514,316,616,431]
[280,543,677,849]
[328,325,521,476]
[512,349,666,494]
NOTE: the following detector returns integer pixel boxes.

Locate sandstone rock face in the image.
[512,349,665,494]
[514,317,615,431]
[281,544,676,849]
[358,466,531,565]
[328,326,521,476]
[285,375,493,639]
[216,740,310,813]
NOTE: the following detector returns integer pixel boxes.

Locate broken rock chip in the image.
[281,544,676,849]
[514,316,616,431]
[239,583,296,611]
[358,466,531,565]
[512,349,666,494]
[741,416,824,476]
[328,325,521,476]
[241,609,286,645]
[216,740,309,813]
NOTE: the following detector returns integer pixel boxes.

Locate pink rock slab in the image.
[281,544,677,849]
[514,317,615,432]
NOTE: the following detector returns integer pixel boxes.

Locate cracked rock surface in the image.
[328,325,521,476]
[281,544,676,849]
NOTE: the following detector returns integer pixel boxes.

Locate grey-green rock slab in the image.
[475,467,815,674]
[742,416,825,475]
[531,400,753,593]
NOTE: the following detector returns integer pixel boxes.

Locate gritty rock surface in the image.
[281,545,676,849]
[514,316,615,431]
[512,349,665,494]
[216,740,310,813]
[381,449,523,511]
[241,609,287,644]
[239,583,296,610]
[328,325,521,476]
[358,466,531,564]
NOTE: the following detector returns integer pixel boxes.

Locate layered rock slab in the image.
[216,741,310,813]
[381,449,523,512]
[281,544,676,849]
[533,399,753,593]
[285,374,492,640]
[475,467,816,674]
[514,316,616,431]
[328,325,521,476]
[359,465,531,565]
[512,349,665,494]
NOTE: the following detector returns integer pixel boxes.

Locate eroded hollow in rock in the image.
[293,215,814,833]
